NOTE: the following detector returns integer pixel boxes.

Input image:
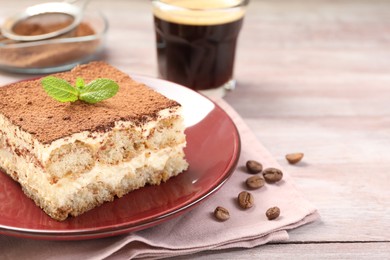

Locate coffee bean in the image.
[237,191,254,209]
[245,175,265,189]
[214,206,230,221]
[286,153,304,164]
[266,206,280,220]
[246,160,263,174]
[262,167,283,183]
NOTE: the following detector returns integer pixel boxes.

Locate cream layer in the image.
[0,106,183,165]
[0,143,188,207]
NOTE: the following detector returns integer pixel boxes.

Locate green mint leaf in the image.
[75,77,85,90]
[79,78,119,104]
[41,76,79,102]
[41,76,119,104]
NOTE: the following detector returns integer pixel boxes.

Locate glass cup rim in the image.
[152,0,250,12]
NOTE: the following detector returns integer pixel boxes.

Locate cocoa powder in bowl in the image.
[12,13,76,36]
[0,12,103,71]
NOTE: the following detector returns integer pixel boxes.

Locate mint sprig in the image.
[41,76,79,102]
[41,76,119,104]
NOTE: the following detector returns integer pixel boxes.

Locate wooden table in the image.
[1,0,389,258]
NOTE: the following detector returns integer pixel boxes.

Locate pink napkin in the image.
[0,98,319,259]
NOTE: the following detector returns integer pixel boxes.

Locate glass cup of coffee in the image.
[152,0,249,97]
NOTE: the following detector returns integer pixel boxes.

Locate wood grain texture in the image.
[0,0,389,258]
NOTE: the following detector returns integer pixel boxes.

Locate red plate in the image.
[0,75,240,240]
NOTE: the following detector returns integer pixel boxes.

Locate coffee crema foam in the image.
[153,0,246,25]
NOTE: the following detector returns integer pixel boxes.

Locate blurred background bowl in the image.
[0,9,108,74]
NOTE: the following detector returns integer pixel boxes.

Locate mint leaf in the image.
[75,77,85,90]
[41,76,79,102]
[79,78,119,104]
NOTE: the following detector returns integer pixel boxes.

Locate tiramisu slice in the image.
[0,61,188,221]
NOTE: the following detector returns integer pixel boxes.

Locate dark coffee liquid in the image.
[154,16,243,90]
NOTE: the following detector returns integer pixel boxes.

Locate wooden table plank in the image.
[224,0,390,247]
[0,0,389,258]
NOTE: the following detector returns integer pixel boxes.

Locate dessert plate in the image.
[0,75,240,240]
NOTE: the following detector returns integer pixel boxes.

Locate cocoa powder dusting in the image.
[0,62,179,144]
